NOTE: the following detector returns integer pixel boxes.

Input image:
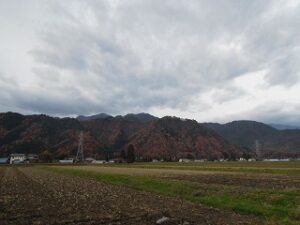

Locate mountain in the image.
[0,112,84,158]
[203,120,300,158]
[116,113,159,123]
[128,117,243,160]
[1,112,299,159]
[0,112,244,160]
[81,116,144,151]
[77,112,158,123]
[203,120,278,147]
[269,123,300,130]
[76,113,112,121]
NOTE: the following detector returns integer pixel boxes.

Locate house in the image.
[10,154,26,164]
[179,158,191,163]
[85,157,96,163]
[248,158,256,162]
[59,159,74,164]
[92,160,106,164]
[26,154,39,163]
[263,158,290,162]
[27,154,38,160]
[194,159,206,162]
[0,157,9,164]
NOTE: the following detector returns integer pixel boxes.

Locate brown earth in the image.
[169,173,300,189]
[0,166,262,225]
[66,166,300,189]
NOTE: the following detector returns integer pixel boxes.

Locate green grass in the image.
[97,161,300,175]
[6,161,300,175]
[117,161,300,168]
[41,166,300,225]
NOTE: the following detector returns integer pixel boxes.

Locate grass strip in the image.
[105,161,300,168]
[99,162,300,175]
[41,166,300,225]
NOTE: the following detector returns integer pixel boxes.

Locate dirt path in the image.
[65,166,300,189]
[0,167,263,225]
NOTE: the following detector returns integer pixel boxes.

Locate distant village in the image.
[0,134,298,164]
[0,152,297,165]
[0,153,106,164]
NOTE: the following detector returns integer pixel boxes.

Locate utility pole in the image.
[76,131,84,162]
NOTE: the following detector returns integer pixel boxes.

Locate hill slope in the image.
[203,120,300,157]
[0,112,243,160]
[0,112,83,158]
[76,113,112,121]
[76,112,158,123]
[128,117,243,160]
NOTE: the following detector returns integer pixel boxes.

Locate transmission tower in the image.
[255,140,262,160]
[76,131,84,162]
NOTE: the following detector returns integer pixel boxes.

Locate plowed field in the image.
[0,166,262,225]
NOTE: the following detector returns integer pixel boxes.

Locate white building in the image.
[59,159,74,164]
[85,157,96,163]
[92,160,106,164]
[10,154,26,164]
[248,158,256,162]
[179,158,191,163]
[263,158,290,162]
[194,159,206,162]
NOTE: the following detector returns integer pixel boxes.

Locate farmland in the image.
[0,162,299,225]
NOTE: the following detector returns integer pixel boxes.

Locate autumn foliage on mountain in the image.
[1,112,299,160]
[127,117,240,160]
[0,112,244,160]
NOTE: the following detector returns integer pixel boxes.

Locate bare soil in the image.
[0,167,262,225]
[168,173,300,189]
[68,166,300,189]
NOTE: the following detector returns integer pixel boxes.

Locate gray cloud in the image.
[1,0,300,124]
[231,102,300,127]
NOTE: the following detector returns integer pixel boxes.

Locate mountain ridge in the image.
[269,123,300,130]
[202,120,300,158]
[1,112,299,159]
[0,112,245,160]
[76,112,158,123]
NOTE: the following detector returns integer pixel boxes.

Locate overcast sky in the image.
[0,0,300,125]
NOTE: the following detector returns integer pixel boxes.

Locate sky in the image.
[0,0,300,125]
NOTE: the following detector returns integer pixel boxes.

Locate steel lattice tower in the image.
[255,140,262,160]
[76,131,84,162]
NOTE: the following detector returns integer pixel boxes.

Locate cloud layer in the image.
[0,0,300,125]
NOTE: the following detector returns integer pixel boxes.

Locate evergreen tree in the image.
[120,149,126,160]
[39,150,53,163]
[126,144,135,163]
